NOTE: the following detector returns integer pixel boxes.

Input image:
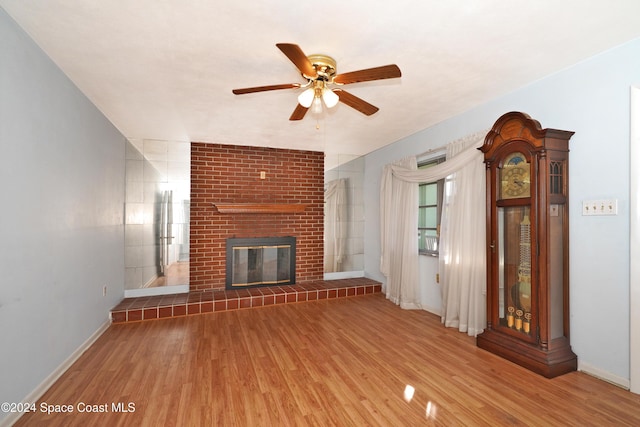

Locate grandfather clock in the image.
[476,112,577,378]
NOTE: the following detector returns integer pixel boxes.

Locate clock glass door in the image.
[497,205,535,339]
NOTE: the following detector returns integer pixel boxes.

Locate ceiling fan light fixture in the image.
[322,88,339,108]
[297,87,315,108]
[312,96,323,114]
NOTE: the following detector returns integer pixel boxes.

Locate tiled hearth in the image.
[111,278,382,323]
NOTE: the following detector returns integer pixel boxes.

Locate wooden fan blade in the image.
[334,90,379,116]
[289,104,309,121]
[232,83,300,95]
[276,43,317,78]
[333,64,401,85]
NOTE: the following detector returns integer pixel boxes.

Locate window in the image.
[418,156,445,256]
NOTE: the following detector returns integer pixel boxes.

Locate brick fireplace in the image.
[190,143,324,291]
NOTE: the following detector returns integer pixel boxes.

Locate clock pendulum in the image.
[517,208,532,330]
[507,208,531,333]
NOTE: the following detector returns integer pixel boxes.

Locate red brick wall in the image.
[190,143,324,291]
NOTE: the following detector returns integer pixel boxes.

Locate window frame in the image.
[418,155,445,257]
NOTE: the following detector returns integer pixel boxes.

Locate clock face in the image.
[500,152,530,199]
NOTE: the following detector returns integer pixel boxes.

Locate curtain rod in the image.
[417,143,448,158]
[416,128,490,159]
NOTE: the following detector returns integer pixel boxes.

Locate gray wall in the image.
[364,37,640,385]
[0,9,125,421]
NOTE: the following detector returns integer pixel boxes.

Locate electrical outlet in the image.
[103,285,107,297]
[582,199,618,216]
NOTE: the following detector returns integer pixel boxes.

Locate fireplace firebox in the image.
[225,237,296,289]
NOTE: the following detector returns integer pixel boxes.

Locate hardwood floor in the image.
[14,294,640,426]
[146,260,189,288]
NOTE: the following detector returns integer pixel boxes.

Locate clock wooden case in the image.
[476,112,577,378]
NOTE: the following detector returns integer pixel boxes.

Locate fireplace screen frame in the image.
[225,236,296,289]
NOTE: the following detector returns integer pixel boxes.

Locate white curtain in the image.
[380,157,420,308]
[324,178,348,273]
[380,131,487,335]
[438,135,487,336]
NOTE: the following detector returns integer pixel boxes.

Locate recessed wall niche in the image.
[124,139,190,296]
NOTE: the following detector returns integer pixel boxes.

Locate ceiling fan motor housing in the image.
[306,54,337,81]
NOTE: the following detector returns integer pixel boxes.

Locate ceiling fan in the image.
[232,43,401,121]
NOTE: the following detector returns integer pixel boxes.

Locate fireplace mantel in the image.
[213,203,307,214]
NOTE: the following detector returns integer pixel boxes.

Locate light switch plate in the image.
[582,199,618,216]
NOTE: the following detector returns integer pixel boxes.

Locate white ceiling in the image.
[3,1,640,169]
